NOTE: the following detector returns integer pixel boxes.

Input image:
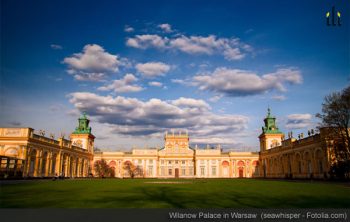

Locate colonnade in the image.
[24,147,90,178]
[260,148,328,179]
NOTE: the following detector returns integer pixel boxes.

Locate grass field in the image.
[1,179,350,208]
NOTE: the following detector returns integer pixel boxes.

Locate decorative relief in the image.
[3,128,22,137]
[72,139,83,148]
[4,148,19,157]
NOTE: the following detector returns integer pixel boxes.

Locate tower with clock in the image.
[70,112,95,154]
[259,108,284,152]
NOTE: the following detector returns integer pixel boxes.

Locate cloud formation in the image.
[209,95,223,103]
[124,25,134,33]
[63,44,124,81]
[126,34,168,49]
[285,113,313,129]
[69,92,248,144]
[148,81,163,87]
[126,33,251,61]
[158,23,172,33]
[136,62,171,78]
[98,74,144,93]
[192,67,302,97]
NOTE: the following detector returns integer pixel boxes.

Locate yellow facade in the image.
[94,131,260,178]
[258,109,332,179]
[0,116,95,178]
[0,109,336,179]
[259,129,332,179]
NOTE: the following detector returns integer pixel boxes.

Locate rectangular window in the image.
[1,159,7,169]
[168,160,172,165]
[148,166,153,176]
[211,160,216,164]
[200,167,205,176]
[168,168,172,176]
[161,160,164,165]
[9,159,15,169]
[181,168,186,176]
[182,160,186,165]
[212,166,217,176]
[138,159,142,164]
[175,160,178,164]
[149,159,153,164]
[189,167,194,176]
[200,160,205,165]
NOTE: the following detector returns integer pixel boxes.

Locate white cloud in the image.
[285,113,313,129]
[172,97,210,110]
[63,44,120,73]
[148,81,163,87]
[223,47,245,60]
[193,67,302,97]
[51,44,62,50]
[68,92,249,144]
[72,72,106,82]
[158,23,172,33]
[169,35,214,54]
[136,62,170,78]
[63,44,123,81]
[171,79,185,84]
[126,33,252,61]
[124,25,134,33]
[126,34,168,49]
[98,74,144,93]
[209,95,223,103]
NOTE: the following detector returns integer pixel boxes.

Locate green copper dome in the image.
[73,112,92,134]
[262,108,282,134]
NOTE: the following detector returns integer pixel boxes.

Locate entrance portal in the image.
[175,168,179,178]
[239,167,244,178]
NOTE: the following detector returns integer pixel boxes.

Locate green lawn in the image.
[1,179,349,208]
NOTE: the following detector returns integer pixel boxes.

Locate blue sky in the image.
[1,0,349,151]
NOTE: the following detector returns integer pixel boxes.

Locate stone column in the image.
[82,159,86,177]
[42,152,48,177]
[76,158,80,177]
[34,149,41,177]
[63,155,68,177]
[53,151,62,176]
[66,156,71,177]
[23,146,31,176]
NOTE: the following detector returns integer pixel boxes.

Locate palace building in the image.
[0,109,337,179]
[258,109,333,179]
[93,132,260,178]
[0,113,94,178]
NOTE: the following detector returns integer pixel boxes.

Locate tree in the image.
[316,85,350,179]
[123,161,143,178]
[94,159,115,178]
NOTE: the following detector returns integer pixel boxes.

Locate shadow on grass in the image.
[1,179,350,208]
